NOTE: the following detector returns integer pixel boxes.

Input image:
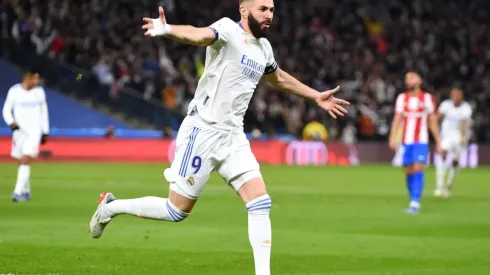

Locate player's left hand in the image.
[40,134,48,145]
[315,86,350,119]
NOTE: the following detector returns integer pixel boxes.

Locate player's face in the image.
[29,73,40,87]
[248,0,274,38]
[404,73,421,91]
[450,89,463,103]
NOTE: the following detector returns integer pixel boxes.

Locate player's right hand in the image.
[389,138,398,151]
[9,123,19,131]
[435,142,442,154]
[142,6,170,37]
[40,134,49,145]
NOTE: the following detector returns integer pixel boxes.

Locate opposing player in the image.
[2,66,50,202]
[389,72,441,214]
[434,88,472,198]
[89,1,350,274]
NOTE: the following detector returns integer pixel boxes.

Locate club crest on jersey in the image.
[240,54,265,81]
[187,176,195,186]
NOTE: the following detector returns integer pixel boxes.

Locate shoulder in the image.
[462,101,472,111]
[8,83,21,93]
[395,92,406,101]
[422,91,435,101]
[440,99,452,107]
[212,17,238,30]
[259,38,273,49]
[35,86,46,96]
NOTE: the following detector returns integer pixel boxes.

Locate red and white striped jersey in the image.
[395,91,435,144]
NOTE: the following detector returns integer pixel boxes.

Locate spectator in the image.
[2,0,490,142]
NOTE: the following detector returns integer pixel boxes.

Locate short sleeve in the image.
[261,39,278,75]
[462,104,473,119]
[426,94,436,114]
[208,17,236,49]
[438,100,450,115]
[395,94,405,114]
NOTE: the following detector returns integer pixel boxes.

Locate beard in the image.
[405,84,417,91]
[248,13,269,38]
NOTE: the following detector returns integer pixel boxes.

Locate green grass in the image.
[0,163,489,275]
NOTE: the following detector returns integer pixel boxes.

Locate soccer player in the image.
[2,66,50,202]
[389,72,441,214]
[434,88,472,198]
[89,1,350,274]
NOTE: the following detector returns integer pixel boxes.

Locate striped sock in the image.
[247,194,272,275]
[106,197,189,222]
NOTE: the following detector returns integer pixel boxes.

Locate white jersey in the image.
[187,17,278,128]
[2,83,50,135]
[438,99,472,140]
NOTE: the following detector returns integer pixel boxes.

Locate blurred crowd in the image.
[2,0,490,142]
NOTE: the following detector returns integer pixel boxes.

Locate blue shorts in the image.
[402,143,429,166]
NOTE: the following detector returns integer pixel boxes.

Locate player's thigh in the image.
[401,144,414,167]
[164,120,220,200]
[441,138,452,154]
[21,137,40,159]
[10,134,24,160]
[412,143,429,171]
[10,131,37,160]
[217,141,263,202]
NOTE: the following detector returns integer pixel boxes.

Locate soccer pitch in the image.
[1,163,489,275]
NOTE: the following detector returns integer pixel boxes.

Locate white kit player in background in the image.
[2,66,50,202]
[89,0,350,274]
[434,88,472,198]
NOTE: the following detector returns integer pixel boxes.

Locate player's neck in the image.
[408,88,422,96]
[21,82,32,91]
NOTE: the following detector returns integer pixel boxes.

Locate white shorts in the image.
[164,113,261,199]
[441,137,466,161]
[11,131,41,159]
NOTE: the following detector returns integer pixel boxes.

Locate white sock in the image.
[447,166,457,187]
[13,165,30,195]
[23,180,31,194]
[435,163,446,191]
[409,201,420,209]
[246,194,272,275]
[105,196,189,222]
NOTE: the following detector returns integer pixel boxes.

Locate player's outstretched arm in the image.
[265,68,350,119]
[142,7,216,47]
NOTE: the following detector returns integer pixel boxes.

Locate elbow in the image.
[270,72,286,89]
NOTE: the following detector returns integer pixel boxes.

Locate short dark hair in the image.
[239,0,253,5]
[23,65,41,76]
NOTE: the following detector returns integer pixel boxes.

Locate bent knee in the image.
[166,199,190,222]
[20,156,32,165]
[246,194,272,216]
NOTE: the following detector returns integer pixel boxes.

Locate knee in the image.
[413,163,425,173]
[20,156,31,165]
[166,200,190,222]
[246,194,272,216]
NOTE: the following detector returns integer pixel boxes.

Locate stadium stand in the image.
[0,59,133,130]
[1,0,489,142]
